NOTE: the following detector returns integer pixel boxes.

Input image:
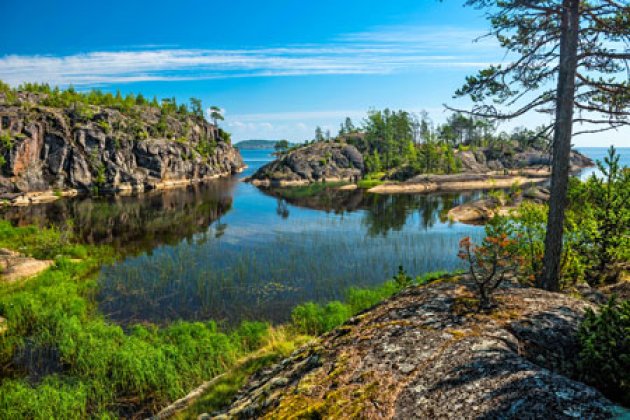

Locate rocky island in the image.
[246,110,593,194]
[246,141,364,186]
[0,89,243,206]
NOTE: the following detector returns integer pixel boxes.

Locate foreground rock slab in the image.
[210,279,623,419]
[0,248,53,283]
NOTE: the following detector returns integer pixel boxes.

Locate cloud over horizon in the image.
[0,26,499,87]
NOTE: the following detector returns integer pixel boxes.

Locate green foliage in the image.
[0,131,13,149]
[365,150,383,173]
[274,139,289,153]
[209,106,224,127]
[217,128,231,145]
[357,172,384,189]
[291,270,448,335]
[458,217,524,309]
[189,98,204,119]
[156,112,169,137]
[291,301,353,336]
[0,220,86,260]
[569,146,629,285]
[357,179,383,189]
[507,202,547,283]
[0,222,281,417]
[3,81,220,125]
[578,297,630,406]
[195,139,217,159]
[96,120,111,134]
[495,149,628,288]
[0,80,17,103]
[363,109,414,170]
[393,265,413,288]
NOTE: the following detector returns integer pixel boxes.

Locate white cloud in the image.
[0,26,501,87]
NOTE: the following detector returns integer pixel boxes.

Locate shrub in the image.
[97,120,111,134]
[578,297,630,406]
[571,146,629,285]
[393,265,413,288]
[0,131,13,149]
[458,217,523,310]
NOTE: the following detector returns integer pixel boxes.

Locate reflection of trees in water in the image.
[259,185,482,236]
[262,187,365,215]
[362,192,480,236]
[0,180,236,256]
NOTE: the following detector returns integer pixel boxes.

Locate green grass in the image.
[0,220,455,418]
[0,222,290,418]
[357,179,384,189]
[357,173,386,189]
[0,220,89,260]
[176,327,310,419]
[290,270,451,336]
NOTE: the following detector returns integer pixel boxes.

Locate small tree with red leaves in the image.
[458,218,523,310]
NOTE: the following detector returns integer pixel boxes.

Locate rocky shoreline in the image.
[3,169,243,206]
[245,142,364,185]
[247,140,594,196]
[367,172,548,194]
[0,93,244,206]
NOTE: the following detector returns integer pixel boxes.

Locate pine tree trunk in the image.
[540,0,580,291]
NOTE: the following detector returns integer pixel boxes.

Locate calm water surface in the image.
[3,147,627,325]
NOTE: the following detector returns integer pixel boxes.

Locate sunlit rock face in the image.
[248,142,364,185]
[212,279,620,419]
[0,93,244,199]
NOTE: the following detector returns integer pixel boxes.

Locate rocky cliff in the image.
[456,147,593,174]
[248,142,364,186]
[209,278,624,419]
[0,93,243,205]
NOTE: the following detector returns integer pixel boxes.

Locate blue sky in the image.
[1,0,628,146]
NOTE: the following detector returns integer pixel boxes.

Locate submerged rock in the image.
[211,279,623,419]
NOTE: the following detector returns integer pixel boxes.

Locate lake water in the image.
[2,147,627,326]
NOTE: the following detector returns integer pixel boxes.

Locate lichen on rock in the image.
[210,279,624,419]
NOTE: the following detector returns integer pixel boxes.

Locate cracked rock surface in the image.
[209,279,623,419]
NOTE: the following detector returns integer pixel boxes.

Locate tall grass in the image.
[0,223,279,418]
[98,219,480,325]
[290,270,451,335]
[0,219,460,417]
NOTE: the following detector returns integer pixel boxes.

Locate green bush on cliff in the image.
[578,297,630,406]
[1,81,229,137]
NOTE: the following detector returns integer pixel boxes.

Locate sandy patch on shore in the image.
[368,176,547,194]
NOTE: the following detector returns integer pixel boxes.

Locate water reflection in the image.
[1,180,235,256]
[1,150,486,326]
[262,186,483,236]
